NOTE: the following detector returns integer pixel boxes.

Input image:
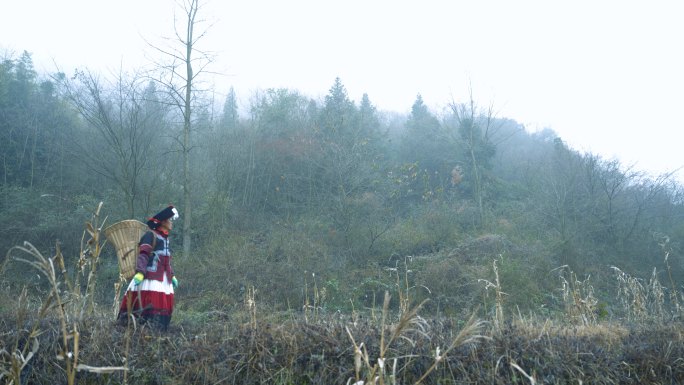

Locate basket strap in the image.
[151,231,157,251]
[143,230,158,251]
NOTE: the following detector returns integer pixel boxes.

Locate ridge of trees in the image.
[2,49,683,291]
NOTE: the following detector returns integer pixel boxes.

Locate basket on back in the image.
[104,220,148,279]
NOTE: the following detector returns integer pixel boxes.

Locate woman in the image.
[118,205,180,330]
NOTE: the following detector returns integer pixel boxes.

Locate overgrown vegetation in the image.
[2,212,684,384]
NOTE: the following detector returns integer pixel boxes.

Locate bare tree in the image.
[147,0,215,256]
[56,69,164,218]
[445,89,498,226]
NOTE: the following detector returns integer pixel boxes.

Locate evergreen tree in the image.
[320,77,357,143]
[0,51,77,190]
[220,86,239,130]
[396,94,451,202]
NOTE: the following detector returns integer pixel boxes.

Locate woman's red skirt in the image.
[118,275,175,330]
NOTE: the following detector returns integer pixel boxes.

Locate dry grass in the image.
[556,265,598,325]
[2,308,684,384]
[612,266,671,322]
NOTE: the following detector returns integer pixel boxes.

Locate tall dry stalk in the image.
[346,291,486,385]
[0,288,44,385]
[388,256,429,317]
[345,291,429,385]
[555,266,597,325]
[51,201,107,317]
[612,266,667,322]
[396,257,411,315]
[414,310,488,384]
[478,259,505,330]
[12,241,81,385]
[655,233,682,315]
[6,202,126,385]
[245,285,257,331]
[121,289,138,385]
[112,274,128,317]
[82,202,107,314]
[303,272,327,322]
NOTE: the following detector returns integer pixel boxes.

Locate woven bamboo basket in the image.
[104,220,148,279]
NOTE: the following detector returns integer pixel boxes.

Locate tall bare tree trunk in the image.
[183,30,193,256]
[147,0,214,255]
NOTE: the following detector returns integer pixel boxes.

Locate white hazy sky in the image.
[2,0,683,179]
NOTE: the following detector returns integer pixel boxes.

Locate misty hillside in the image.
[2,47,684,384]
[3,47,684,312]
